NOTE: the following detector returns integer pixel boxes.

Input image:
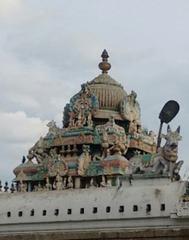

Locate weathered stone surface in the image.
[0,227,189,240]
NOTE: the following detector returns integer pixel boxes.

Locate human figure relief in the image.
[67,176,73,189]
[55,173,63,191]
[101,130,109,158]
[46,120,60,137]
[20,180,27,193]
[128,120,138,135]
[63,178,67,189]
[100,176,106,187]
[45,177,52,191]
[108,138,127,156]
[78,145,91,176]
[120,91,141,125]
[89,178,96,188]
[86,112,93,127]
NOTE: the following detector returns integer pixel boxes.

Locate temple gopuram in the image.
[13,50,159,191]
[1,50,188,240]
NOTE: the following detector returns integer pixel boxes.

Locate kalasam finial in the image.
[98,49,111,73]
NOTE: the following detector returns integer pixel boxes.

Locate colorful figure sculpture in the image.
[13,50,183,193]
[152,125,183,178]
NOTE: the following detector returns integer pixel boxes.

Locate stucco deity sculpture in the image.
[20,181,27,193]
[78,145,91,176]
[55,173,63,191]
[152,125,183,178]
[45,177,52,191]
[89,178,96,188]
[101,130,109,158]
[13,50,184,192]
[100,176,107,187]
[128,120,138,135]
[46,120,60,138]
[67,176,73,188]
[64,83,98,129]
[120,90,141,125]
[108,139,127,156]
[27,137,47,164]
[48,154,68,177]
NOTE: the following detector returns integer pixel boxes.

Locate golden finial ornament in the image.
[98,49,111,73]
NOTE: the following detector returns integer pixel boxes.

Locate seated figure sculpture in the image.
[152,125,183,179]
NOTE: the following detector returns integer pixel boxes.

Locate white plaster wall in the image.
[0,178,186,228]
[0,179,189,234]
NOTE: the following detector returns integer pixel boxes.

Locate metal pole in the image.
[156,120,163,152]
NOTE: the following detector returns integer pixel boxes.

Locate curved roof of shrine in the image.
[88,73,127,111]
[87,50,127,112]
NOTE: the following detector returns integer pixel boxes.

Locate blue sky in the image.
[0,0,189,182]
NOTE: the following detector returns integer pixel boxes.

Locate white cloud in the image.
[0,111,48,182]
[0,0,22,16]
[7,94,40,109]
[0,111,48,143]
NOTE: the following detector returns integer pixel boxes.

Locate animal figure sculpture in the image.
[46,120,61,137]
[27,137,47,163]
[152,125,183,179]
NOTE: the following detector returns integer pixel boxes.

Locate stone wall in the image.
[0,228,189,240]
